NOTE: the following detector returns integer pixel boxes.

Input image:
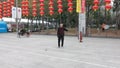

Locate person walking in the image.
[57,23,68,48]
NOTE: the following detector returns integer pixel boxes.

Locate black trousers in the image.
[58,35,64,47]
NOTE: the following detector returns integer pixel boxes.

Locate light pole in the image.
[15,0,19,37]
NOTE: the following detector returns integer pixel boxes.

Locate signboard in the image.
[79,13,86,35]
[12,7,21,19]
[76,0,81,13]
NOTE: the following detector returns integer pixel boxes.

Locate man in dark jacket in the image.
[57,23,68,48]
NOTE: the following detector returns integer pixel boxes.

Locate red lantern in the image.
[0,12,1,14]
[40,10,44,16]
[32,12,36,16]
[105,5,111,11]
[0,5,2,8]
[26,11,29,16]
[32,5,36,8]
[33,0,37,4]
[0,2,2,18]
[21,0,29,16]
[105,0,111,4]
[3,14,7,17]
[92,0,99,11]
[7,13,11,16]
[40,7,44,10]
[49,0,54,15]
[49,7,54,10]
[3,2,6,4]
[39,0,44,2]
[33,9,37,12]
[3,7,7,10]
[68,2,73,6]
[0,9,2,12]
[7,0,12,17]
[40,3,44,6]
[32,0,37,17]
[49,10,54,15]
[104,0,111,11]
[3,2,7,17]
[49,1,53,6]
[21,1,25,4]
[92,5,98,11]
[67,0,72,2]
[57,0,63,14]
[7,10,11,13]
[0,15,2,18]
[22,11,26,15]
[57,0,62,4]
[58,8,63,14]
[94,0,99,5]
[68,7,73,12]
[58,4,63,8]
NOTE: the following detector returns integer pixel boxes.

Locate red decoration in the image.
[92,0,99,11]
[58,4,63,8]
[39,0,44,2]
[57,0,63,14]
[92,5,98,11]
[0,15,2,18]
[39,0,44,16]
[49,10,54,15]
[105,5,111,11]
[104,0,111,11]
[67,0,73,13]
[40,7,44,10]
[49,7,54,10]
[57,0,62,4]
[11,0,14,6]
[94,0,99,5]
[3,2,7,17]
[49,1,53,6]
[58,8,63,13]
[105,0,111,4]
[0,9,2,12]
[40,10,44,16]
[32,12,37,16]
[68,7,73,12]
[7,0,12,17]
[0,2,2,18]
[49,0,54,15]
[21,0,29,16]
[32,0,37,17]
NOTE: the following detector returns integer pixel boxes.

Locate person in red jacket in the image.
[57,23,68,48]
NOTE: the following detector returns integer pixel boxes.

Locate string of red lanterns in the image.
[105,0,111,11]
[0,2,2,19]
[92,0,99,11]
[21,0,29,16]
[3,2,7,17]
[11,0,14,6]
[39,0,45,16]
[32,0,37,17]
[0,0,75,18]
[7,0,11,17]
[21,0,26,16]
[49,0,54,15]
[57,0,63,14]
[67,0,73,13]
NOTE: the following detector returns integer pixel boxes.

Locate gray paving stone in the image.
[0,33,120,68]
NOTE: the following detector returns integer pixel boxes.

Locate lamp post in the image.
[15,0,19,37]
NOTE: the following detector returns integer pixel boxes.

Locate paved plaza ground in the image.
[0,33,120,68]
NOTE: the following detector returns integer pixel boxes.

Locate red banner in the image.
[81,0,86,13]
